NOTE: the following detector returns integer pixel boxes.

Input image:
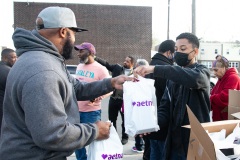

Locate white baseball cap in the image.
[36,6,87,32]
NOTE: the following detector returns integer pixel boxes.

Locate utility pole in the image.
[221,44,223,56]
[192,0,196,35]
[167,0,170,39]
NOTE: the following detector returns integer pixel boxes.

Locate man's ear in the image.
[2,56,7,61]
[167,51,172,56]
[194,48,199,56]
[59,28,68,38]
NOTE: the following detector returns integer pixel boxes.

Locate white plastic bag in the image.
[208,123,240,160]
[123,76,159,137]
[87,124,123,160]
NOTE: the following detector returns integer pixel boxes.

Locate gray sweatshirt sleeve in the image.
[21,71,99,151]
[72,77,114,101]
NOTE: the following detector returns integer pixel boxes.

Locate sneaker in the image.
[121,138,128,145]
[132,146,144,153]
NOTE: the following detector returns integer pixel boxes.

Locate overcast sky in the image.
[1,0,239,48]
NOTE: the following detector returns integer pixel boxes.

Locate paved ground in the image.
[67,97,143,160]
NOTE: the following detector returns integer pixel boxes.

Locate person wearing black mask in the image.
[134,32,211,160]
[144,40,175,160]
[147,40,175,108]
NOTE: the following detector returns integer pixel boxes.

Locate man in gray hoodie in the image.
[0,6,132,160]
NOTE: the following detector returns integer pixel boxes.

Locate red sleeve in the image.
[210,74,240,110]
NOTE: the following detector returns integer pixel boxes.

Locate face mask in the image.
[174,50,194,67]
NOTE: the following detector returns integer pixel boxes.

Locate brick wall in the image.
[14,2,152,65]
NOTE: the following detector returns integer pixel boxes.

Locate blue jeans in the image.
[74,110,101,160]
[150,139,165,160]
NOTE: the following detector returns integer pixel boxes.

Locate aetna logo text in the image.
[101,153,123,159]
[132,101,152,107]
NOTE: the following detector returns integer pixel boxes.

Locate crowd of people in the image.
[0,6,132,160]
[0,6,240,160]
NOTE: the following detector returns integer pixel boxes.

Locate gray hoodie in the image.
[0,28,113,160]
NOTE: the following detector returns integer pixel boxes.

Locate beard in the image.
[62,32,74,60]
[79,53,89,64]
[123,64,129,69]
[79,57,89,64]
[6,61,13,67]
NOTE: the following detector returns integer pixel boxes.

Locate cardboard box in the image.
[185,106,240,160]
[228,90,240,120]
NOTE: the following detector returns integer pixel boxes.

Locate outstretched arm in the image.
[72,74,133,101]
[94,56,115,72]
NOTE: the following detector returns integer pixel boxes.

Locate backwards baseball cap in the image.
[36,6,87,32]
[74,42,96,54]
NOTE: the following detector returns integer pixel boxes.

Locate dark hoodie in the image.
[145,53,173,140]
[0,28,114,160]
[0,61,12,136]
[146,53,174,106]
[155,63,211,159]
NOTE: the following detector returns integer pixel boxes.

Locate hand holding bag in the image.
[87,123,123,160]
[123,76,159,137]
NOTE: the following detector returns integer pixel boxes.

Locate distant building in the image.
[198,42,240,72]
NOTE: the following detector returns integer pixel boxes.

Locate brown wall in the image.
[14,2,152,65]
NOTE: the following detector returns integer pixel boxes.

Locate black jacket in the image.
[155,63,211,159]
[0,61,11,133]
[146,53,173,106]
[95,57,133,99]
[145,53,173,140]
[95,57,124,78]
